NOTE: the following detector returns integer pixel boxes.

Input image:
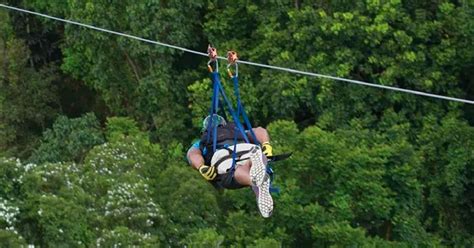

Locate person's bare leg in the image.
[247,146,273,217]
[233,149,273,218]
[234,161,252,186]
[233,156,268,186]
[252,127,270,144]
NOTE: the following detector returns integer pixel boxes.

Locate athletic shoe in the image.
[249,146,266,186]
[256,173,273,218]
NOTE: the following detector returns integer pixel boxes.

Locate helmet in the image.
[202,114,226,132]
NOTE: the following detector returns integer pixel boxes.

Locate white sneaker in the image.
[255,174,273,218]
[249,146,266,187]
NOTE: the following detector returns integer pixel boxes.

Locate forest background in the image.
[0,0,473,247]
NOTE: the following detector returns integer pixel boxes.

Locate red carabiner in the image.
[227,50,238,77]
[227,51,238,65]
[207,44,218,72]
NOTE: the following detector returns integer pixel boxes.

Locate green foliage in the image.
[0,158,24,199]
[26,194,93,246]
[0,11,60,158]
[97,226,160,247]
[29,113,104,164]
[248,237,281,248]
[184,228,224,248]
[49,0,207,143]
[417,115,474,246]
[223,210,269,246]
[0,229,27,247]
[266,119,441,246]
[81,129,166,242]
[1,0,474,247]
[17,161,93,246]
[105,116,142,141]
[155,165,220,246]
[0,198,20,234]
[312,221,368,247]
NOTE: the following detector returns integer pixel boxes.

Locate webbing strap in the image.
[214,78,249,143]
[208,73,221,152]
[205,79,216,142]
[212,81,219,152]
[230,127,239,177]
[231,76,259,145]
[208,72,271,183]
[208,72,249,153]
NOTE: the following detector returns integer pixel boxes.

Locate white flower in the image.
[146,219,154,226]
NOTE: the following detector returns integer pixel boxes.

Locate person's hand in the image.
[262,142,273,157]
[199,165,217,180]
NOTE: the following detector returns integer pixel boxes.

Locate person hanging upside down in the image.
[186,114,274,217]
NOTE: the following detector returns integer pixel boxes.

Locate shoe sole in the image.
[249,146,266,186]
[257,175,273,218]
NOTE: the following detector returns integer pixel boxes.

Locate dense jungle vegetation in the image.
[0,0,473,247]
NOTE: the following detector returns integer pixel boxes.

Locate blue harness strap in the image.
[231,76,259,145]
[231,75,278,193]
[207,72,248,177]
[205,73,221,153]
[207,71,277,192]
[207,72,249,145]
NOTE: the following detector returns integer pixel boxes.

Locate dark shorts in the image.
[211,171,245,190]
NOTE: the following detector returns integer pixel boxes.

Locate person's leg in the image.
[252,127,273,158]
[252,126,270,144]
[223,146,273,217]
[233,161,252,186]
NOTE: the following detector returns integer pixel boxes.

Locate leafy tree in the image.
[105,116,142,141]
[418,115,474,246]
[201,0,474,132]
[36,0,209,144]
[96,226,160,247]
[183,228,224,248]
[17,161,94,246]
[0,229,27,247]
[248,237,281,248]
[0,158,29,246]
[0,11,60,158]
[29,113,104,164]
[266,119,440,246]
[154,165,220,246]
[81,122,166,242]
[0,0,473,246]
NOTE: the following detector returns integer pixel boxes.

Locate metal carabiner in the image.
[207,44,218,72]
[226,50,238,78]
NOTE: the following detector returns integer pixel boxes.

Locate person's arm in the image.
[187,147,205,170]
[248,126,272,157]
[248,126,270,144]
[187,145,217,180]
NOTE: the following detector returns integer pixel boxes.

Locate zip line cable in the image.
[1,3,473,105]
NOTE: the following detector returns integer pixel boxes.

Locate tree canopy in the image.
[0,0,473,247]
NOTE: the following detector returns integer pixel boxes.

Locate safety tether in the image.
[205,46,249,155]
[206,46,278,192]
[227,50,278,193]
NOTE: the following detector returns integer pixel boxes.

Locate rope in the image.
[1,3,473,105]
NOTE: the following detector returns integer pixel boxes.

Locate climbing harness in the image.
[205,45,250,154]
[205,46,279,193]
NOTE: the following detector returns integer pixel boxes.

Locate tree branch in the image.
[123,50,141,82]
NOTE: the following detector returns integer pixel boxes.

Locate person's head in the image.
[202,114,226,132]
